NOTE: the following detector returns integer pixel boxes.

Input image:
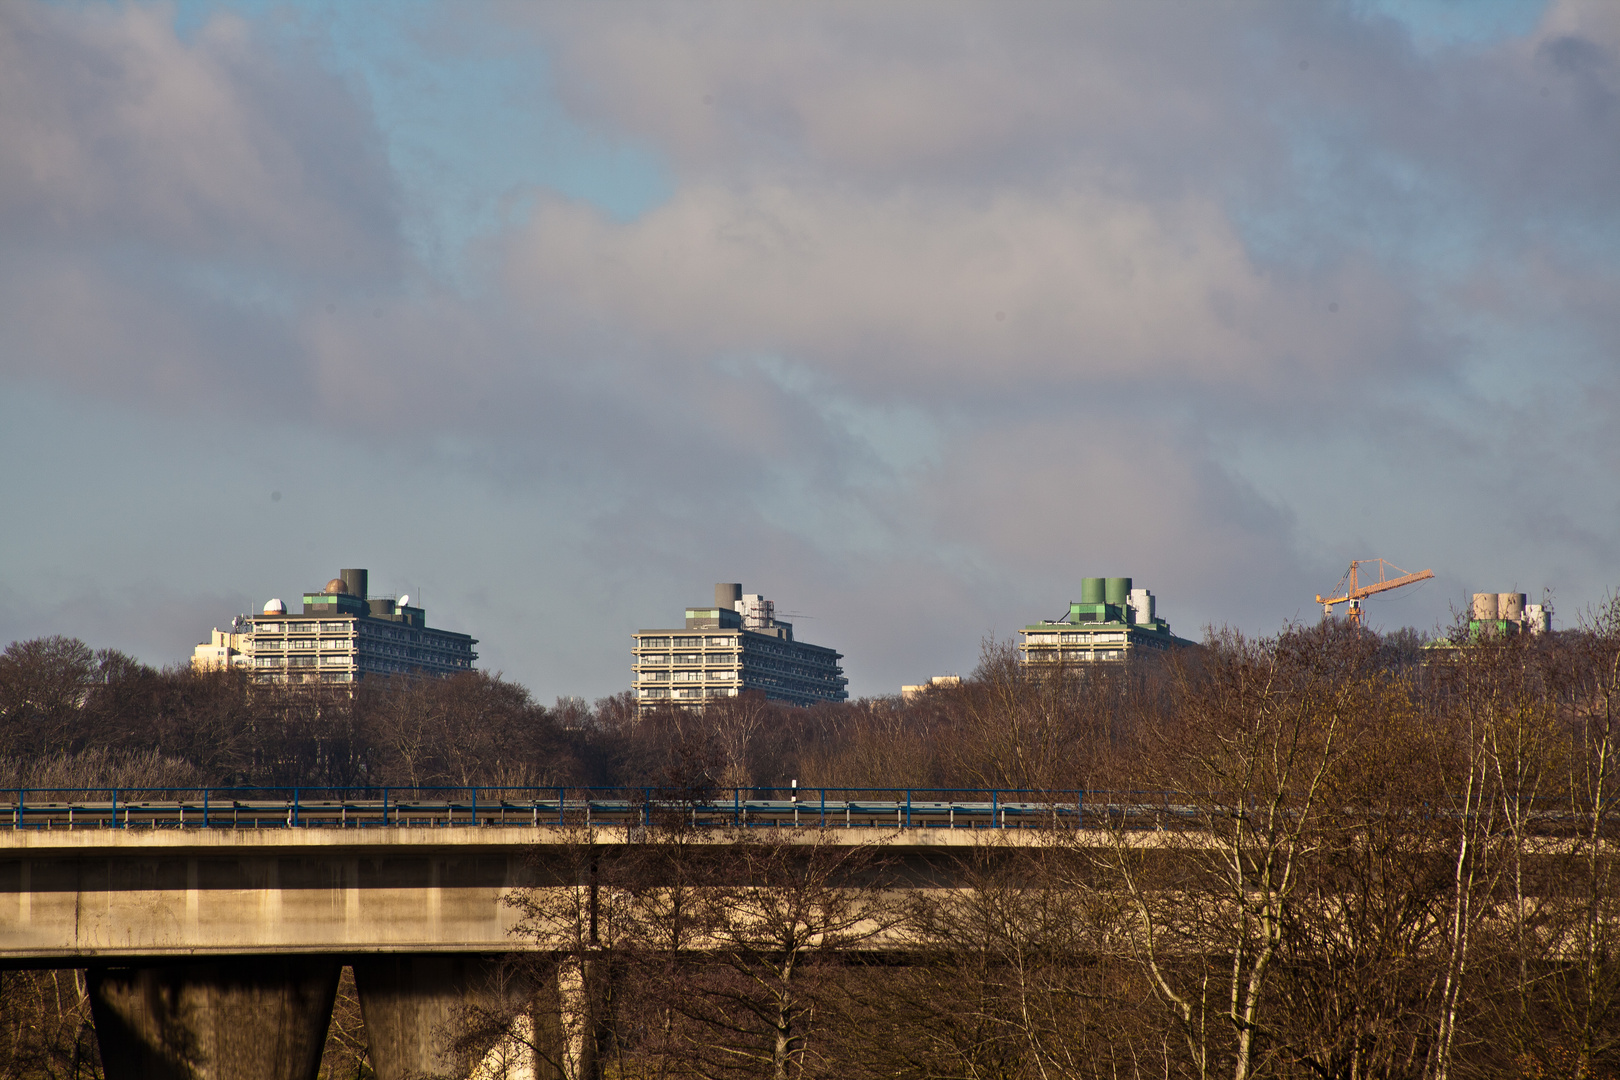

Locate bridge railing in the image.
[1,787,1595,834]
[0,785,1213,832]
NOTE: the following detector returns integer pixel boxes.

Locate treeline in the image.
[3,603,1619,1079]
[0,624,1425,797]
[459,605,1620,1080]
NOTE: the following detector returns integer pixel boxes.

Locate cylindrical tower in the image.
[1497,593,1526,622]
[341,569,368,600]
[1472,593,1499,621]
[1080,578,1106,604]
[1105,578,1132,606]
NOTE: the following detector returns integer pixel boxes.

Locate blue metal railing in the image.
[3,786,1595,834]
[0,785,1142,832]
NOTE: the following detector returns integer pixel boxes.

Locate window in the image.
[256,640,284,652]
[256,623,283,634]
[319,621,349,633]
[322,655,348,666]
[641,670,670,682]
[673,670,703,682]
[288,656,317,668]
[641,687,669,699]
[705,636,734,646]
[289,622,316,633]
[253,657,282,668]
[674,636,700,648]
[639,654,669,665]
[1025,632,1059,644]
[640,637,670,648]
[707,670,735,681]
[289,638,317,650]
[673,653,703,665]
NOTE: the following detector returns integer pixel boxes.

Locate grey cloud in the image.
[0,3,399,271]
[4,0,1618,694]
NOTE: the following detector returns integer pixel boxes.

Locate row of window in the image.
[640,687,738,700]
[1024,650,1127,662]
[636,636,725,649]
[254,654,472,669]
[634,634,837,657]
[257,621,471,650]
[637,652,733,665]
[1023,631,1130,644]
[639,670,736,683]
[637,652,838,671]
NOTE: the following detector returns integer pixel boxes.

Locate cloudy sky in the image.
[2,0,1617,701]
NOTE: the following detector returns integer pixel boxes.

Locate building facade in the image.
[191,623,252,672]
[632,583,848,709]
[1018,576,1194,668]
[223,568,477,685]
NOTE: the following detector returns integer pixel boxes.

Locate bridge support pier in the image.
[354,954,561,1080]
[87,959,340,1080]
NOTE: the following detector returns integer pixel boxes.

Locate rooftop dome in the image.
[263,599,286,614]
[324,578,349,595]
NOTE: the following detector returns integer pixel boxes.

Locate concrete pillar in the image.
[554,958,611,1080]
[88,958,340,1080]
[354,955,556,1080]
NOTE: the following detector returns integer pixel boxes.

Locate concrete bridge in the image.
[2,801,1114,1080]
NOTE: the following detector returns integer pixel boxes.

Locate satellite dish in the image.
[398,594,410,607]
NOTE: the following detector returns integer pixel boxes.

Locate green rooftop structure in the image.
[1018,576,1195,668]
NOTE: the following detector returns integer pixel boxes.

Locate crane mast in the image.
[1316,559,1434,627]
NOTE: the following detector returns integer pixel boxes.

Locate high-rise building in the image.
[632,583,848,709]
[1018,576,1195,668]
[220,568,477,684]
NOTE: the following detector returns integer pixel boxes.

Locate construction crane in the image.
[1316,559,1435,627]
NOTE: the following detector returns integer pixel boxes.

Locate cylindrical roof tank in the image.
[715,583,743,611]
[1105,577,1132,605]
[1498,593,1526,622]
[341,568,368,600]
[1080,578,1105,604]
[1472,593,1499,620]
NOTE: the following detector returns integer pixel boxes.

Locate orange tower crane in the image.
[1316,559,1435,627]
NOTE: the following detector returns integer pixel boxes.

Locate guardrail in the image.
[0,786,1181,832]
[2,787,1604,835]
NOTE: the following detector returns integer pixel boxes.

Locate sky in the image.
[2,0,1618,702]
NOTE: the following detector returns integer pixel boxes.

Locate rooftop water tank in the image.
[1498,593,1526,622]
[1105,577,1132,606]
[1472,593,1499,621]
[1080,578,1106,604]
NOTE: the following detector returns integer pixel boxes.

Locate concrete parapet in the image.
[88,958,339,1080]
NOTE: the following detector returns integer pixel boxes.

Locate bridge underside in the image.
[2,825,1027,1080]
[81,953,573,1080]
